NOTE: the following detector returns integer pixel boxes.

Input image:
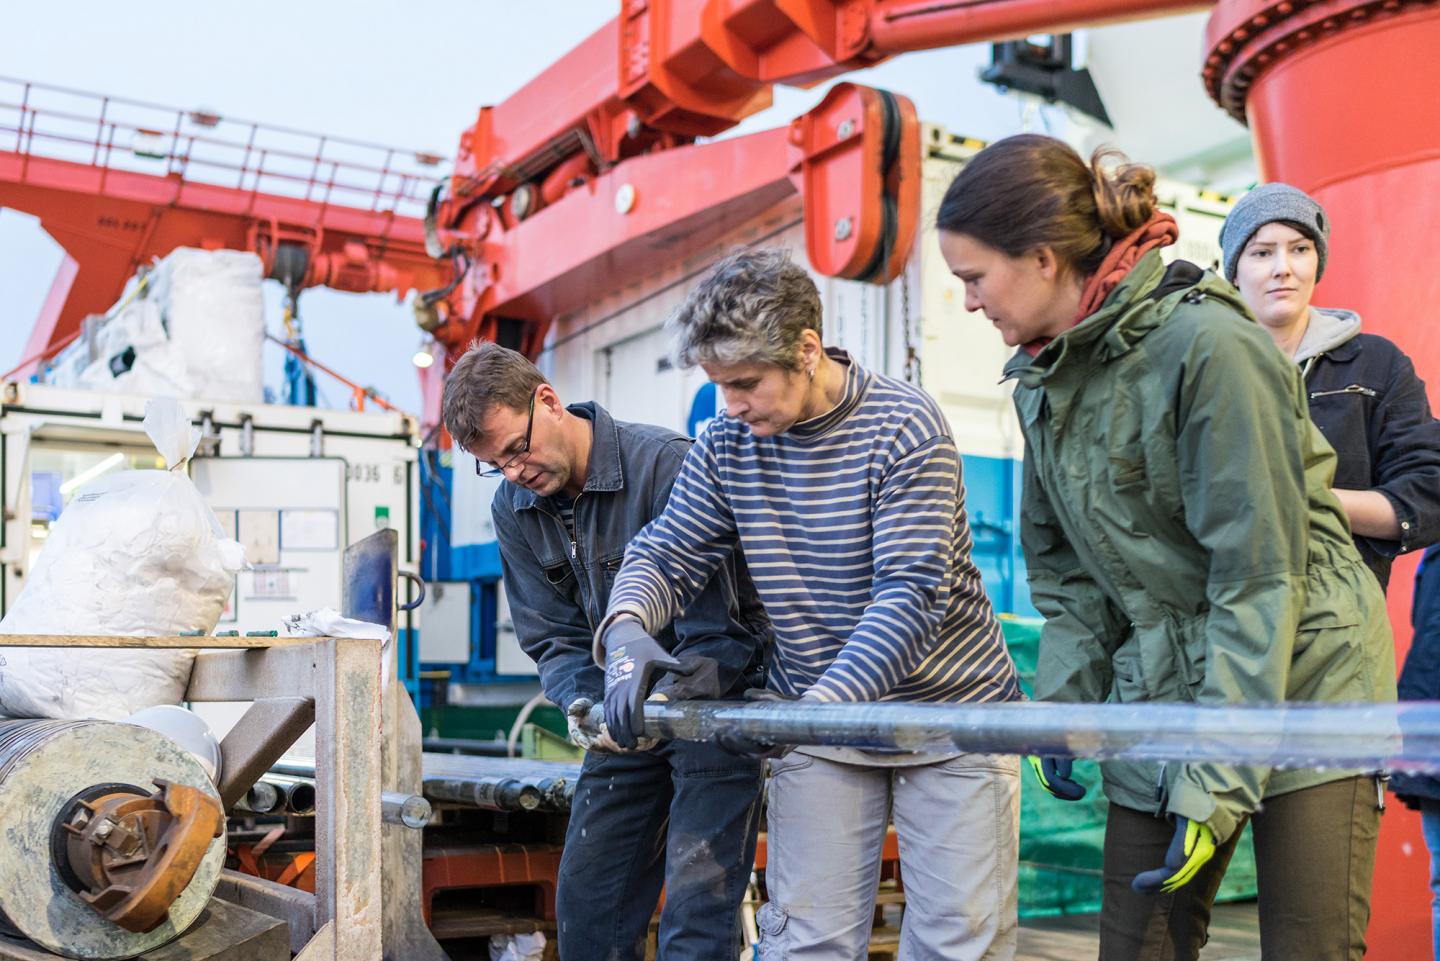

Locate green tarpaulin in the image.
[1003,616,1257,917]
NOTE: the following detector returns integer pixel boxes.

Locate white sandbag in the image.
[152,248,265,404]
[0,399,245,720]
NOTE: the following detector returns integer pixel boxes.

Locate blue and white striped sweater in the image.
[608,350,1021,705]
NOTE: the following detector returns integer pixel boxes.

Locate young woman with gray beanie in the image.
[1220,182,1440,592]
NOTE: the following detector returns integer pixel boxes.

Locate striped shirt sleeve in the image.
[806,434,959,702]
[606,431,740,636]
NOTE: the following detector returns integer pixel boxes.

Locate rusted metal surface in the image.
[312,637,383,961]
[0,720,224,959]
[217,697,316,811]
[0,895,290,961]
[0,629,382,958]
[186,647,320,702]
[61,780,224,934]
[343,528,449,961]
[213,870,317,956]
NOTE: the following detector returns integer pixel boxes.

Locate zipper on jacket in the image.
[1309,384,1377,399]
[533,500,593,630]
[569,491,587,560]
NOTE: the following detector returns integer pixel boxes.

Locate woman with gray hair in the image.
[597,246,1025,959]
[1220,183,1440,591]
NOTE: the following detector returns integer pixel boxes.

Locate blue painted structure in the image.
[417,449,513,699]
[959,452,1037,618]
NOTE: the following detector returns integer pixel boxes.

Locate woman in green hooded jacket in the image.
[935,134,1395,961]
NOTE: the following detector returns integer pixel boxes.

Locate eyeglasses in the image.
[476,394,535,478]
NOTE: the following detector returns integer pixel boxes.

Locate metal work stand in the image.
[341,529,448,961]
[0,532,402,961]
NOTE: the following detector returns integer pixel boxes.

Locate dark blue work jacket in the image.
[491,401,767,712]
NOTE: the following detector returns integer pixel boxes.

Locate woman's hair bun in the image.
[1090,146,1156,239]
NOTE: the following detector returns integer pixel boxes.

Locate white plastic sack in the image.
[46,248,262,403]
[0,399,245,720]
[50,299,194,398]
[152,248,265,404]
[489,933,545,961]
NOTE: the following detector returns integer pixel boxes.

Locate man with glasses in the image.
[441,342,770,961]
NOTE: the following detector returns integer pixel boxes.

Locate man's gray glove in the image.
[565,697,654,753]
[602,617,697,749]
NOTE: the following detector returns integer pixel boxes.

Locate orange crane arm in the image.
[0,76,452,376]
[428,0,1210,368]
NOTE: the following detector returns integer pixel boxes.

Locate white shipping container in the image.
[0,381,422,737]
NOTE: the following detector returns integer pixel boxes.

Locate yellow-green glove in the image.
[1027,756,1086,801]
[1131,817,1216,894]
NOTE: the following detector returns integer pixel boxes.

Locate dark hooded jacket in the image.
[1293,307,1440,590]
[491,402,768,712]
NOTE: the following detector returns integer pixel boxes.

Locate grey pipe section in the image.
[420,756,577,812]
[243,772,431,826]
[423,775,544,812]
[233,780,282,815]
[382,792,432,829]
[276,756,582,813]
[580,699,1440,774]
[270,761,318,780]
[262,775,317,816]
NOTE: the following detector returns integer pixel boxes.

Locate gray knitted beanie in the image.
[1218,182,1329,283]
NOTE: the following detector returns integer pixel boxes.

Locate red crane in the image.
[3,2,1438,949]
[0,76,451,379]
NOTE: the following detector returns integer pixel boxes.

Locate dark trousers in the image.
[1099,776,1381,961]
[555,738,763,961]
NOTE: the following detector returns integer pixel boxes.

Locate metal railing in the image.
[0,76,447,218]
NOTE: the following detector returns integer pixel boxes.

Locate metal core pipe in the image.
[381,792,432,829]
[238,773,432,826]
[234,780,282,815]
[260,774,317,816]
[423,775,544,812]
[275,756,581,813]
[604,700,1440,774]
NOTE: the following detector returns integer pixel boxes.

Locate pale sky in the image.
[0,2,1242,414]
